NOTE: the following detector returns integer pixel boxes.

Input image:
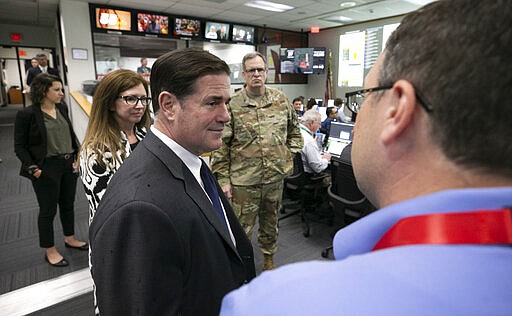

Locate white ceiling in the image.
[0,0,434,32]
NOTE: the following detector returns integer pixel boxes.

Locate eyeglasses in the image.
[345,84,434,114]
[118,95,151,107]
[244,68,267,75]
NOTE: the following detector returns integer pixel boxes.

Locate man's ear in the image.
[158,91,178,121]
[381,79,418,145]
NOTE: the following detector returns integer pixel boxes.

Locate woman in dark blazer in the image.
[14,73,88,267]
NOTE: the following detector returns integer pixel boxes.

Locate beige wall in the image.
[59,0,96,93]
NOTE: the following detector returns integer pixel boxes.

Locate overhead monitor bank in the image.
[89,3,259,83]
[87,3,314,87]
[90,4,257,44]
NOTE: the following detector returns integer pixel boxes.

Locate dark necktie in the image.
[200,161,229,232]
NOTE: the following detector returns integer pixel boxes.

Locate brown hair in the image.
[381,0,512,176]
[81,69,150,165]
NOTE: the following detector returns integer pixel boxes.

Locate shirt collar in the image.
[150,125,202,185]
[299,123,313,136]
[333,187,512,260]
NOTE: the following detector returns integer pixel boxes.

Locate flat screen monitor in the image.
[232,24,255,44]
[317,106,327,122]
[137,13,169,35]
[329,122,354,141]
[326,122,353,156]
[204,21,230,41]
[174,17,201,37]
[95,8,132,31]
[280,47,326,74]
[326,138,351,157]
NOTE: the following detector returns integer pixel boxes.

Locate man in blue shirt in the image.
[320,106,337,134]
[219,0,512,315]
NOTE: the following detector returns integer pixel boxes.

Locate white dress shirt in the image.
[299,123,329,174]
[150,126,236,245]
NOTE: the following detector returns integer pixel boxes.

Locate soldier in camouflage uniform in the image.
[211,52,303,270]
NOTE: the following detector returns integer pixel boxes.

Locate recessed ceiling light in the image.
[402,0,437,5]
[340,1,357,7]
[324,15,353,22]
[245,1,295,12]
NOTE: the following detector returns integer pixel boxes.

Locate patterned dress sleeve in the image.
[79,148,119,224]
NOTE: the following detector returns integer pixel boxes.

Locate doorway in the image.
[0,46,56,108]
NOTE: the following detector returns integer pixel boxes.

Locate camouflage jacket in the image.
[211,87,303,186]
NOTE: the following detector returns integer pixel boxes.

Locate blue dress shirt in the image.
[220,187,512,316]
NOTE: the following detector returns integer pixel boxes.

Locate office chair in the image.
[279,152,329,237]
[321,158,375,258]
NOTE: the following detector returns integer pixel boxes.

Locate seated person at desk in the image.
[334,97,350,123]
[292,97,304,118]
[320,106,337,134]
[299,110,331,177]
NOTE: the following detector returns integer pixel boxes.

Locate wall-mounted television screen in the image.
[204,21,230,41]
[174,17,201,37]
[232,24,255,44]
[137,13,169,35]
[95,8,132,31]
[280,47,326,74]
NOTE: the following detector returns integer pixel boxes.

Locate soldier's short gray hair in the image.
[242,52,266,71]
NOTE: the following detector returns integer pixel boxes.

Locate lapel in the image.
[143,131,242,260]
[32,105,47,148]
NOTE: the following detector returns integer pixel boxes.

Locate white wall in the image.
[59,0,96,93]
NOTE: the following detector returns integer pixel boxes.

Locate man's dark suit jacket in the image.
[89,130,256,316]
[14,103,79,180]
[26,66,59,86]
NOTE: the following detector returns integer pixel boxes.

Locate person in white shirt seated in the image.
[299,110,331,177]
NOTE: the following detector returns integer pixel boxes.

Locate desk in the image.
[8,87,23,104]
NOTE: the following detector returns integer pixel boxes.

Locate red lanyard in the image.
[373,209,512,251]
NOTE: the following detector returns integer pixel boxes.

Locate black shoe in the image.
[65,241,89,251]
[45,255,69,267]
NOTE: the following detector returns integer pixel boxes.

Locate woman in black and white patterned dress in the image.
[78,69,151,315]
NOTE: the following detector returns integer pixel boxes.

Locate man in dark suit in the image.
[26,54,59,86]
[89,48,255,316]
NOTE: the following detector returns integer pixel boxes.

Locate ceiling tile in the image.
[0,0,429,32]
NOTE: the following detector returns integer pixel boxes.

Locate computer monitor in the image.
[326,138,350,157]
[173,17,201,37]
[329,122,354,141]
[204,21,230,41]
[317,106,327,122]
[326,122,354,156]
[231,24,255,44]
